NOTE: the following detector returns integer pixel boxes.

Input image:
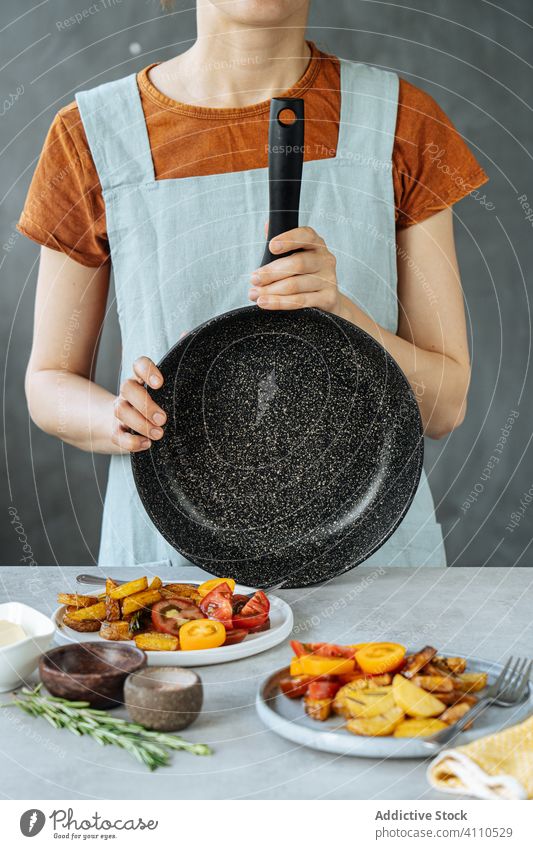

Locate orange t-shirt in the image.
[18,42,488,268]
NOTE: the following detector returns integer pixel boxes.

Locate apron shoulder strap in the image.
[76,74,154,192]
[337,59,399,165]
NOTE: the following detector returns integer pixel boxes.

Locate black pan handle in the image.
[261,97,304,266]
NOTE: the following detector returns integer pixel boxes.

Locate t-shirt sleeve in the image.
[17,103,109,267]
[393,79,489,229]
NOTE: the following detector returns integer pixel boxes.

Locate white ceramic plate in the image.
[256,654,533,759]
[53,583,292,666]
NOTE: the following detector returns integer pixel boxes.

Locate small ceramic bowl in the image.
[39,642,147,708]
[0,602,55,692]
[124,666,203,731]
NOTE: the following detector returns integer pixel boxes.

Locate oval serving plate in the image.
[53,583,292,667]
[256,655,532,760]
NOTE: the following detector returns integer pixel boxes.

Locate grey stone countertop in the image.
[0,565,531,800]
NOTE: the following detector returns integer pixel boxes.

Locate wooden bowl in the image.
[39,642,147,708]
[124,666,203,731]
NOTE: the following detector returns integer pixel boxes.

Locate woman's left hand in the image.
[248,227,342,314]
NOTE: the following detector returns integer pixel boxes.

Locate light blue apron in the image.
[76,58,446,571]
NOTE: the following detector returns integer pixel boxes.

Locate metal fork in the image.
[423,656,532,751]
[76,573,126,586]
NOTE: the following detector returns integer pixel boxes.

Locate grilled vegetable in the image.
[347,706,404,737]
[105,579,121,622]
[355,642,406,675]
[122,588,162,616]
[393,674,446,718]
[198,578,236,598]
[179,619,226,651]
[151,598,203,637]
[279,676,311,699]
[163,583,201,604]
[134,632,179,651]
[393,717,447,738]
[412,674,454,693]
[440,701,473,725]
[63,614,101,633]
[341,686,396,719]
[66,601,107,622]
[57,593,99,608]
[199,583,233,629]
[434,655,467,675]
[304,697,333,721]
[299,655,355,677]
[401,646,438,678]
[100,621,130,641]
[109,577,148,600]
[456,672,488,693]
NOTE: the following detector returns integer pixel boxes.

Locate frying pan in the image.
[132,97,423,588]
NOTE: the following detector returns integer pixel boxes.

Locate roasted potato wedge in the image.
[109,577,148,600]
[63,613,101,632]
[440,701,473,726]
[122,589,162,616]
[412,674,454,693]
[456,672,488,693]
[333,676,394,716]
[304,697,333,721]
[347,706,404,737]
[341,686,396,719]
[134,631,179,651]
[393,674,446,718]
[104,578,121,621]
[434,655,467,675]
[100,620,131,641]
[402,646,437,679]
[161,583,201,604]
[66,601,107,622]
[57,593,99,608]
[149,576,163,590]
[393,717,447,738]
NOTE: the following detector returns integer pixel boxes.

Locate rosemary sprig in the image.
[2,684,212,770]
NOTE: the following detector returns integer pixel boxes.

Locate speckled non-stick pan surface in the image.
[131,99,423,588]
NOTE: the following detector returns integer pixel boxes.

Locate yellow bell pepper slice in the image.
[299,655,355,677]
[179,619,226,651]
[290,656,306,676]
[197,577,236,598]
[355,642,406,674]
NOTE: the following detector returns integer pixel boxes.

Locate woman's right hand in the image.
[112,356,167,452]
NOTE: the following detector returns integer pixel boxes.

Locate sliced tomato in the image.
[151,598,203,636]
[233,590,270,630]
[223,628,248,646]
[307,679,341,700]
[247,616,270,634]
[303,642,356,658]
[231,594,251,616]
[199,582,233,629]
[290,640,309,657]
[279,676,311,699]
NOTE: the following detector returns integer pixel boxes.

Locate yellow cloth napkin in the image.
[427,714,533,800]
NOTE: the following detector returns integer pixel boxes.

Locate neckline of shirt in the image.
[137,41,327,119]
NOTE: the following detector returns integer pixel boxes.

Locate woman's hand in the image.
[248,226,342,314]
[112,356,166,453]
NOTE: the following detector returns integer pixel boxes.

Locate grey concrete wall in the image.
[1,0,532,567]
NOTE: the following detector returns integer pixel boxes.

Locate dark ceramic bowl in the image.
[39,643,147,708]
[124,666,203,731]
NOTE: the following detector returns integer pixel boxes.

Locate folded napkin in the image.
[427,714,533,800]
